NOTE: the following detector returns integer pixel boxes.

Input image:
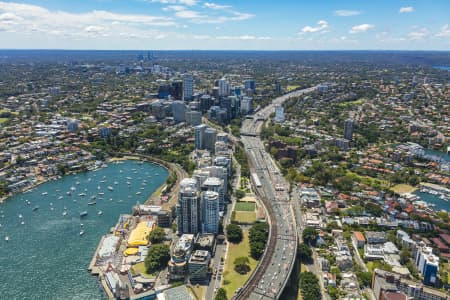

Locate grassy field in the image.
[235,202,256,211]
[130,262,156,278]
[347,172,390,190]
[235,211,257,224]
[0,118,8,124]
[222,230,258,297]
[391,184,417,194]
[338,98,366,107]
[287,85,300,91]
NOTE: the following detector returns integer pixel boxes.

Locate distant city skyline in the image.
[0,0,449,50]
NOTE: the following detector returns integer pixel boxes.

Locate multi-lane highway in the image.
[235,86,317,300]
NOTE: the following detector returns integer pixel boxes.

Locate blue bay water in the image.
[414,192,450,213]
[0,160,168,299]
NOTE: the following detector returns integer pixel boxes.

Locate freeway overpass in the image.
[234,86,317,300]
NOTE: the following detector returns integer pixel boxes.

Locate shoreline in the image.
[0,155,172,206]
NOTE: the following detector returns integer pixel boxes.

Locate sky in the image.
[0,0,449,50]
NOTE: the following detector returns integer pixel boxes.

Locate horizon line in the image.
[1,48,450,52]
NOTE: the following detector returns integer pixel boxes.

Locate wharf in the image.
[88,235,106,275]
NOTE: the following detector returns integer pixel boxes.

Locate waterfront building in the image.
[274,105,285,123]
[183,74,194,101]
[201,191,219,234]
[188,250,211,283]
[194,234,216,253]
[168,234,195,280]
[344,119,355,141]
[194,124,208,150]
[203,177,224,212]
[177,178,200,235]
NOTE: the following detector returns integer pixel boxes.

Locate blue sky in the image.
[0,0,449,50]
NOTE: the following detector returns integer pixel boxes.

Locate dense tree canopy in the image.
[249,222,269,259]
[145,244,170,274]
[215,288,228,300]
[148,227,166,244]
[226,224,243,244]
[302,227,318,246]
[297,243,312,263]
[299,272,320,300]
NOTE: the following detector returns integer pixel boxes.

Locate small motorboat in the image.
[62,211,67,216]
[5,236,9,242]
[80,211,88,218]
[79,230,85,236]
[33,206,39,211]
[87,201,96,206]
[97,210,103,216]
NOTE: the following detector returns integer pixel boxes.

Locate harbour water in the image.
[0,160,168,299]
[415,191,450,213]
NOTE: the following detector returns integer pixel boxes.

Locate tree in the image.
[249,223,269,259]
[226,224,243,244]
[234,256,251,274]
[297,243,312,263]
[302,227,318,246]
[148,227,166,244]
[215,288,227,300]
[400,248,411,265]
[299,272,320,300]
[356,271,372,287]
[145,244,170,274]
[235,189,246,200]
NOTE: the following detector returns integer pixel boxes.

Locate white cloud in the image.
[163,5,186,11]
[216,35,271,40]
[408,28,429,40]
[174,10,253,24]
[349,23,374,34]
[175,10,202,19]
[399,6,414,13]
[179,0,197,5]
[203,2,231,10]
[0,0,176,39]
[334,10,361,17]
[149,0,197,6]
[436,24,450,37]
[301,20,329,33]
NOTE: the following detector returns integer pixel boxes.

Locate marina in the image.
[0,160,168,299]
